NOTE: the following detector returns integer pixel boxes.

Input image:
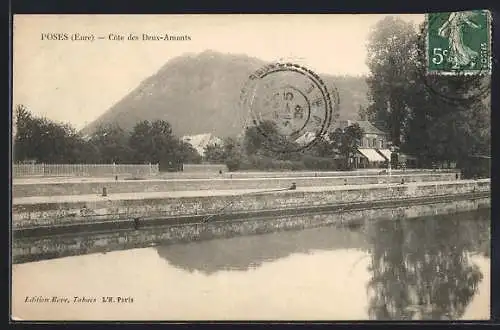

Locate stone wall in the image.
[12,196,490,264]
[13,172,460,198]
[12,179,489,229]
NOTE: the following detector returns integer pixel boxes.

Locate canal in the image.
[12,209,490,321]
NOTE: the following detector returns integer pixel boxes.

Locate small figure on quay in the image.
[133,218,141,230]
[289,182,297,190]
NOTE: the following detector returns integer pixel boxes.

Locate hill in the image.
[81,50,369,138]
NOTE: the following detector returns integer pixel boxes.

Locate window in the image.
[372,138,377,148]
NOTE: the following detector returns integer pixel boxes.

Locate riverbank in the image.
[12,179,490,264]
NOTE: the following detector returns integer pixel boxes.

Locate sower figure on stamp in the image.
[438,11,481,68]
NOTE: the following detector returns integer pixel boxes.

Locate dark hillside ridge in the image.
[82,50,369,138]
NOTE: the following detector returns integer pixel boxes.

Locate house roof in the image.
[295,131,317,145]
[181,133,223,156]
[354,121,387,135]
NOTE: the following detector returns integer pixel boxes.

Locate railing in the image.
[12,163,160,178]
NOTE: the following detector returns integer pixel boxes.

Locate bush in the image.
[225,156,241,172]
[224,154,348,172]
[302,155,341,170]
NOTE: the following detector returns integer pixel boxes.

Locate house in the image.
[181,133,223,158]
[337,120,391,168]
[295,131,318,145]
[338,120,389,149]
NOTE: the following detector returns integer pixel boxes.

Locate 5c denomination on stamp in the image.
[427,10,491,75]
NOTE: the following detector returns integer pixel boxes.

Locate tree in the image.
[303,135,334,158]
[221,137,239,158]
[402,23,491,168]
[243,120,278,156]
[128,119,201,165]
[366,17,491,174]
[366,16,419,147]
[204,143,226,163]
[89,123,132,163]
[13,104,34,162]
[222,137,244,171]
[128,120,176,163]
[243,120,305,162]
[13,104,93,163]
[366,213,485,320]
[12,106,205,166]
[174,140,202,164]
[358,104,368,121]
[330,123,363,170]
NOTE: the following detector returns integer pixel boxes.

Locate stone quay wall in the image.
[12,172,460,198]
[13,193,489,264]
[13,179,488,229]
[12,179,490,263]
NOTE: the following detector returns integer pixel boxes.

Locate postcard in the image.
[11,13,491,321]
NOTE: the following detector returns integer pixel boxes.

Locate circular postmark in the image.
[240,63,338,153]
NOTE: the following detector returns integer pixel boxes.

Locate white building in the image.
[181,133,223,157]
[337,120,390,168]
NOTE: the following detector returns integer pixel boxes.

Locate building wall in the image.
[337,120,389,149]
[361,133,388,149]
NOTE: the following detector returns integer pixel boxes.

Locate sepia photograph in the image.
[11,13,491,321]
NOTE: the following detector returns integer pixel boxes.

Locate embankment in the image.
[13,171,459,198]
[12,179,489,264]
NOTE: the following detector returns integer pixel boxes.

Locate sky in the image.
[12,14,425,130]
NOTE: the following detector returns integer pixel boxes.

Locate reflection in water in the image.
[365,209,490,320]
[11,210,489,320]
[156,225,369,274]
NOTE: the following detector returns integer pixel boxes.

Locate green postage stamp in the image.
[427,10,491,74]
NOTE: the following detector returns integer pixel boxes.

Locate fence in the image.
[12,163,160,178]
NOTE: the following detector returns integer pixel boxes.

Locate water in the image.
[12,209,490,321]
